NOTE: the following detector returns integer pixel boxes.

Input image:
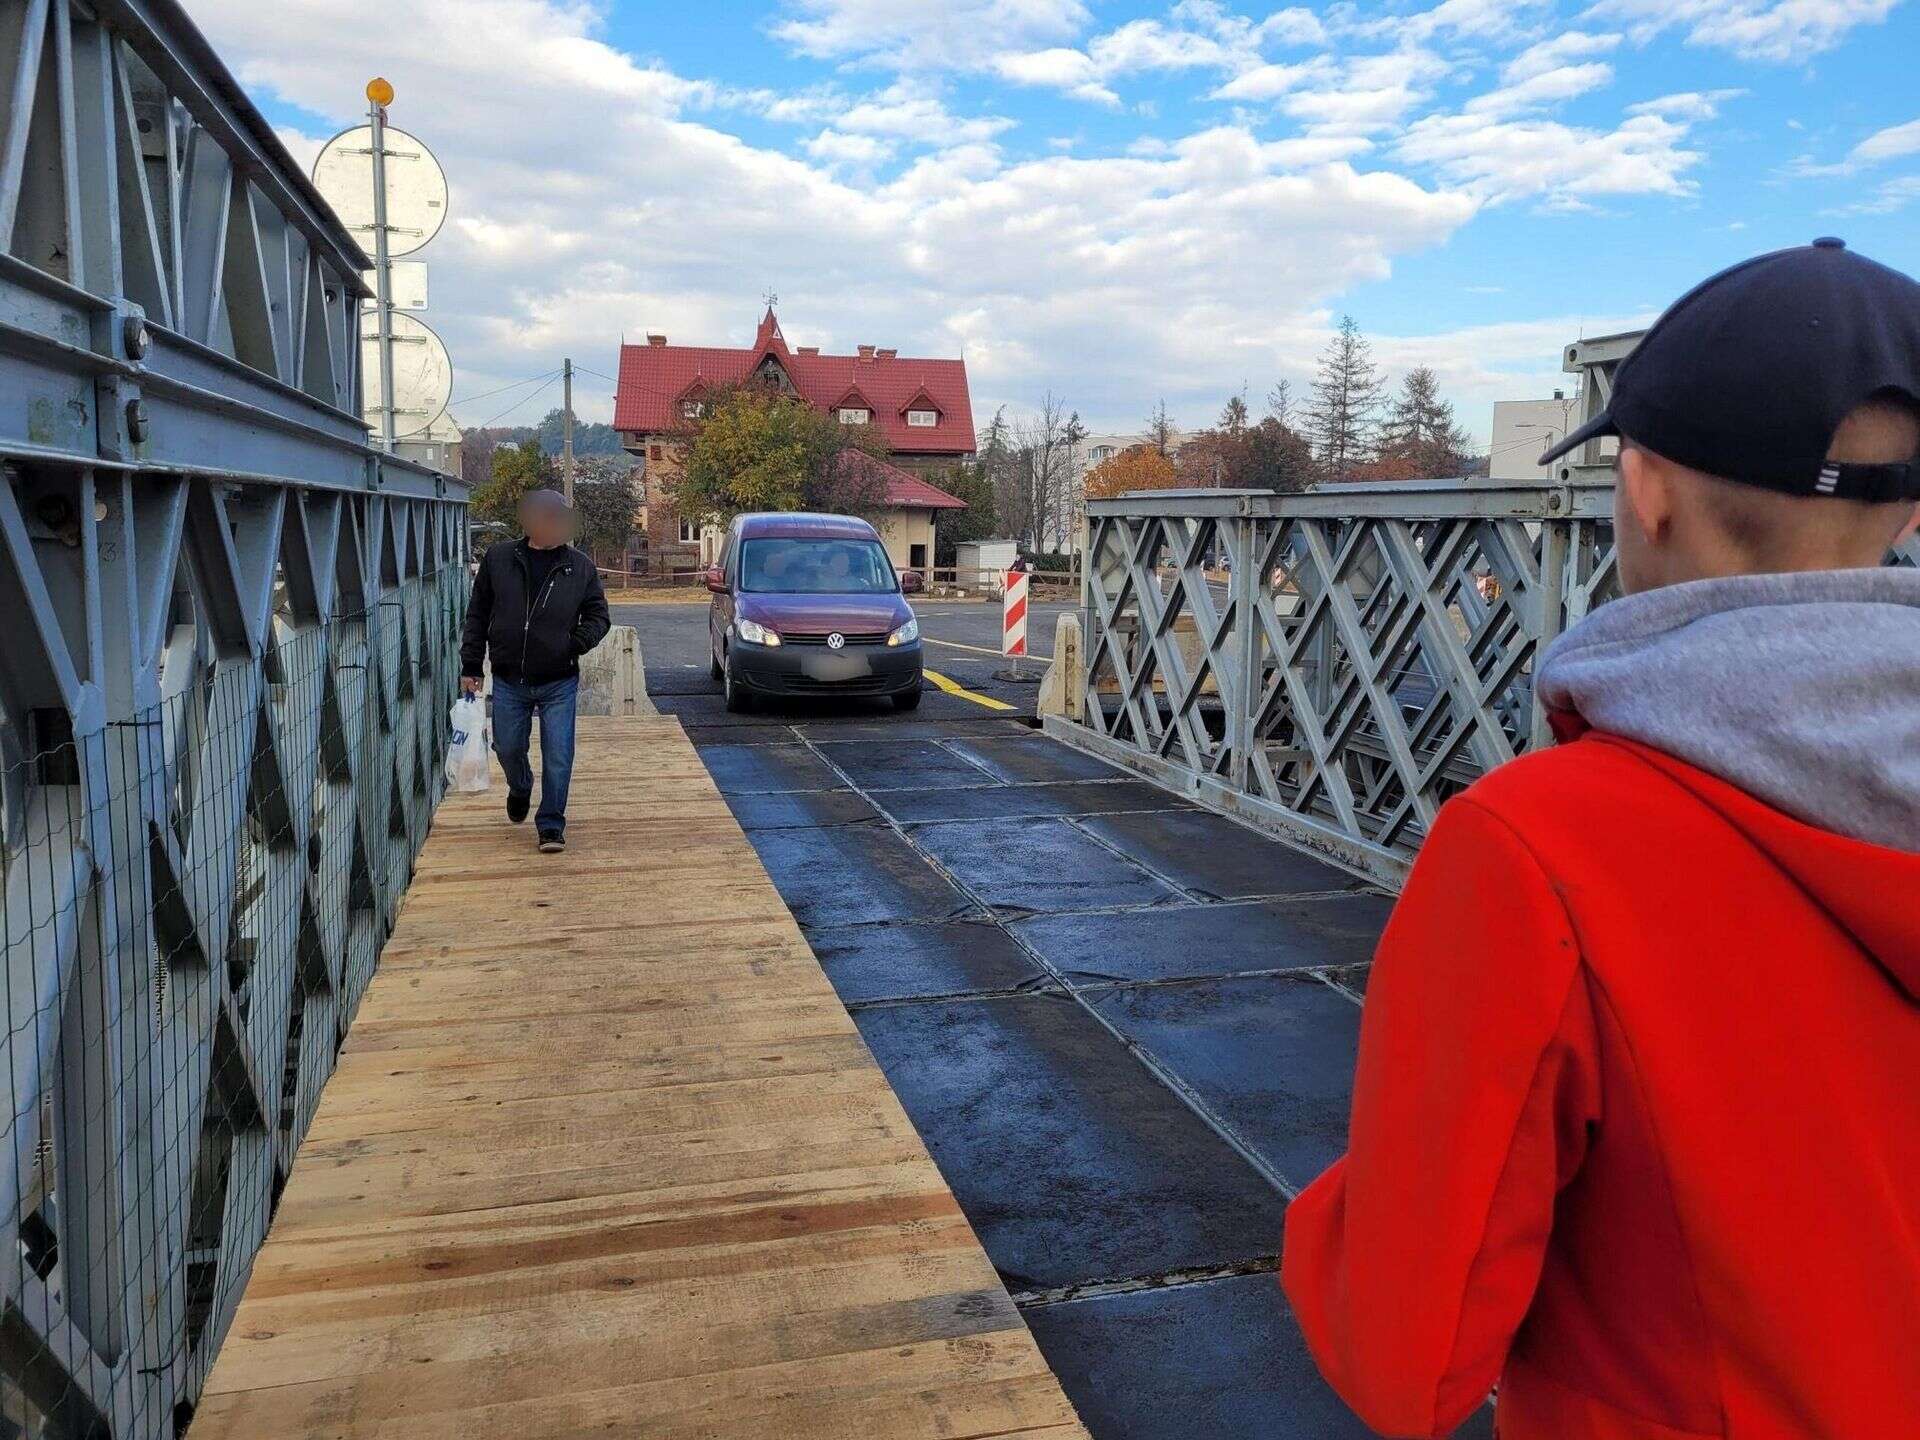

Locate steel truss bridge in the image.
[0,0,466,1434]
[1054,472,1918,889]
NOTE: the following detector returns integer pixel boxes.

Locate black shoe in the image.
[506,790,531,824]
[537,831,566,853]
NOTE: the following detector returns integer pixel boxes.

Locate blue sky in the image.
[206,0,1920,444]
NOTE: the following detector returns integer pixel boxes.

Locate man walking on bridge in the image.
[1284,240,1920,1439]
[460,488,610,853]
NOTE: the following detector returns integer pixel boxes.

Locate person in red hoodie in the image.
[1281,238,1920,1440]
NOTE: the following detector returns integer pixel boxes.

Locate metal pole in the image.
[368,91,397,452]
[562,357,575,501]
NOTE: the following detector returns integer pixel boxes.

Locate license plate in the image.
[805,654,865,682]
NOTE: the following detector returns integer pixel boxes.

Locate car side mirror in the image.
[704,565,726,594]
[900,570,924,594]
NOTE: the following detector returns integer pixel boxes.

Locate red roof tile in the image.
[833,450,969,510]
[612,308,976,456]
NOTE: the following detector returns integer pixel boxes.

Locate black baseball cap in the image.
[1540,238,1920,501]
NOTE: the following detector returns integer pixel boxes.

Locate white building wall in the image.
[1490,398,1579,481]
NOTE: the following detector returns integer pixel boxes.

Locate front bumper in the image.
[731,638,923,697]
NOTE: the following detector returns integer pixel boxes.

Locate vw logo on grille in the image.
[826,632,845,650]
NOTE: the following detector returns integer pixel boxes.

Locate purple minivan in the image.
[706,512,925,713]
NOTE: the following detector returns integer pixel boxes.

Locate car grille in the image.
[783,630,890,646]
[781,675,892,693]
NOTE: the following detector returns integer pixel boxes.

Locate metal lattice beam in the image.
[0,1,468,1434]
[1060,479,1917,888]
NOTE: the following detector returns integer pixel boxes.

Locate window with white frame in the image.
[680,399,705,419]
[678,519,698,543]
[906,408,938,427]
[838,407,871,425]
[1091,445,1115,462]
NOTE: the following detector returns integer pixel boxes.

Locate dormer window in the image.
[681,400,706,419]
[906,408,938,428]
[839,407,871,425]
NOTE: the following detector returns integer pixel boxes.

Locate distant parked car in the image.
[706,512,924,713]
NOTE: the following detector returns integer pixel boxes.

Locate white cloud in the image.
[984,1,1332,107]
[1783,112,1919,177]
[995,47,1120,105]
[1625,89,1744,121]
[1503,30,1621,81]
[833,84,1016,145]
[1849,117,1920,165]
[1834,174,1920,213]
[1398,108,1705,206]
[1585,0,1899,63]
[1210,59,1333,101]
[772,0,1090,68]
[804,130,895,166]
[1282,48,1452,135]
[198,0,1495,435]
[1465,62,1615,117]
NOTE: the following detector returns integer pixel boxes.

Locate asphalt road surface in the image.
[612,597,1073,716]
[597,595,1489,1440]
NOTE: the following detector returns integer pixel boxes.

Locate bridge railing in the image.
[0,0,467,1434]
[1051,481,1916,889]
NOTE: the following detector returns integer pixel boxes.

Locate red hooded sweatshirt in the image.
[1281,569,1920,1439]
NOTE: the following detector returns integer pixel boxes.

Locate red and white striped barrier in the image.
[1003,567,1029,657]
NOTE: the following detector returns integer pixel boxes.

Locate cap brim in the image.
[1537,410,1617,466]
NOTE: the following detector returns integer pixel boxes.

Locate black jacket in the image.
[460,540,610,685]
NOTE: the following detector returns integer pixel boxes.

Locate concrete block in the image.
[1037,611,1084,721]
[578,625,654,716]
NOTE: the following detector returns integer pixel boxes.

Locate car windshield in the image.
[739,537,898,594]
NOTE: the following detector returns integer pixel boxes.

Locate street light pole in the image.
[366,77,397,452]
[562,357,575,501]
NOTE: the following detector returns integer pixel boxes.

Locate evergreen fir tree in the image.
[1307,316,1384,478]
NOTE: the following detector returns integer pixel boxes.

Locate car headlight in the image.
[736,617,780,647]
[887,617,919,647]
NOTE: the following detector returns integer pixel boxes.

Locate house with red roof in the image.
[611,306,974,571]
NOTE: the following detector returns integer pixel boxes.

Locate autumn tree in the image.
[1307,315,1384,479]
[670,384,889,524]
[469,440,555,529]
[1378,366,1474,477]
[1085,444,1179,499]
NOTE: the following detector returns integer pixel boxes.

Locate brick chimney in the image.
[857,345,875,361]
[875,348,897,360]
[797,346,819,356]
[646,334,667,347]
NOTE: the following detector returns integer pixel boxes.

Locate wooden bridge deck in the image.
[196,716,1089,1439]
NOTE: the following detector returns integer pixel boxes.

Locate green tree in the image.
[926,462,998,565]
[670,385,889,525]
[571,456,639,560]
[533,408,633,462]
[470,440,555,529]
[1146,399,1177,455]
[1219,391,1250,437]
[1307,315,1384,478]
[1378,366,1474,477]
[1242,417,1319,492]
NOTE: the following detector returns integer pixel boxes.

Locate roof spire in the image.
[755,293,785,349]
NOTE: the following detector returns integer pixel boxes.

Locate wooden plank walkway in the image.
[197,716,1089,1440]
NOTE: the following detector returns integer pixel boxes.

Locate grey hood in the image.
[1535,566,1920,852]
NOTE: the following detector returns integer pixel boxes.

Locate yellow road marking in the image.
[923,636,1054,662]
[923,668,1015,711]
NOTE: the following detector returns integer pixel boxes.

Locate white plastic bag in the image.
[445,695,492,793]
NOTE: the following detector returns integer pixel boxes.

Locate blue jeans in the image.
[491,676,578,834]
